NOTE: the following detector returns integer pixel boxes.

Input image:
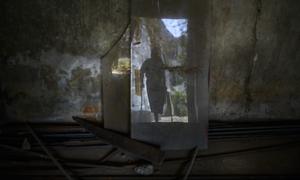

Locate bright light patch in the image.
[161,19,187,38]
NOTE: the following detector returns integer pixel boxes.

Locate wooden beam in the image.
[73,116,165,165]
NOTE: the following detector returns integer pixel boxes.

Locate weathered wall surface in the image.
[210,0,300,120]
[0,0,299,122]
[0,0,129,122]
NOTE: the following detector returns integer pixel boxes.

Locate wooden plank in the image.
[99,148,119,162]
[73,117,165,165]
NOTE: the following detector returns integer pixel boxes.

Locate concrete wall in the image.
[210,0,300,120]
[0,0,129,122]
[0,0,299,122]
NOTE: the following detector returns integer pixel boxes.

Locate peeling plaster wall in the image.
[0,0,129,122]
[0,0,299,123]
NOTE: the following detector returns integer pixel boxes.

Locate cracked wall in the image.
[210,0,300,120]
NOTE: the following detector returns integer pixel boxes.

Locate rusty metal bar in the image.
[26,123,76,180]
[182,146,200,180]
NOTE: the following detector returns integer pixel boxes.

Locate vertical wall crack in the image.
[244,0,262,115]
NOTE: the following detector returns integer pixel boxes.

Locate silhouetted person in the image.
[141,48,167,122]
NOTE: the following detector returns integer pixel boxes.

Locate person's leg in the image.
[154,113,159,122]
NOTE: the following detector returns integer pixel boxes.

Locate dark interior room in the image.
[0,0,300,179]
